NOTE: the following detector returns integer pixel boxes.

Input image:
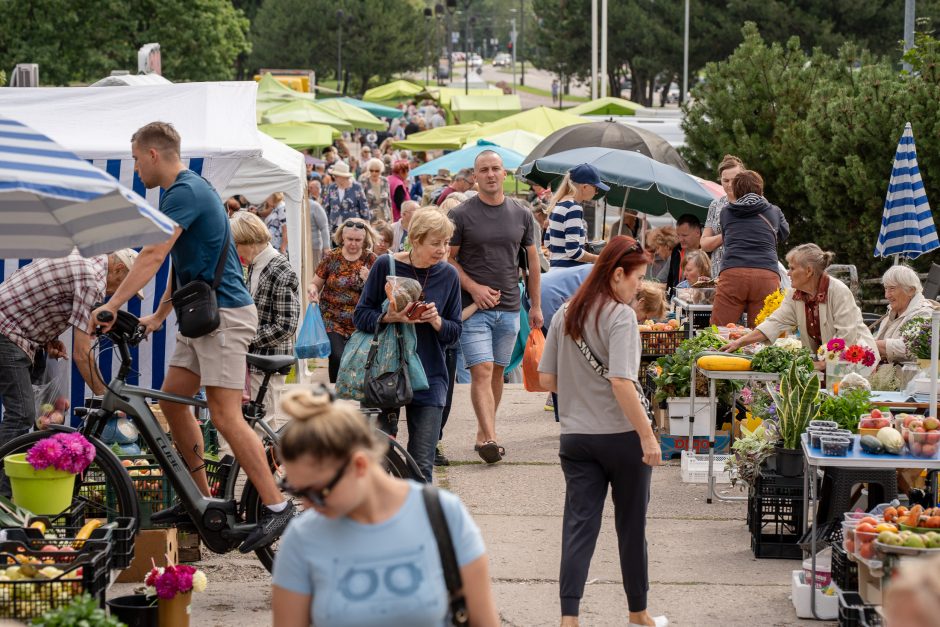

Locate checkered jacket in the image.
[246,253,300,372]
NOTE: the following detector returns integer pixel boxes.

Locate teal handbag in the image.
[334,254,429,402]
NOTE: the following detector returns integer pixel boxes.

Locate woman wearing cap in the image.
[358,158,391,223]
[271,387,499,627]
[544,163,609,268]
[323,162,371,234]
[308,218,378,382]
[388,159,411,222]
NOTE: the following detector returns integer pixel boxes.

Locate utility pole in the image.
[903,0,916,73]
[519,0,525,86]
[600,0,607,98]
[590,0,598,99]
[336,9,344,93]
[682,0,689,104]
[511,19,517,94]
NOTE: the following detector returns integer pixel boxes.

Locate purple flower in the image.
[155,570,179,599]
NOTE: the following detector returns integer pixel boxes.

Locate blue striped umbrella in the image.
[0,115,175,259]
[874,122,940,259]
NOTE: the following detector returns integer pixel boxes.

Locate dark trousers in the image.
[376,404,442,483]
[0,334,36,496]
[439,343,459,440]
[559,431,652,616]
[326,331,349,383]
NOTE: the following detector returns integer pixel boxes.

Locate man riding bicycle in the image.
[91,121,293,553]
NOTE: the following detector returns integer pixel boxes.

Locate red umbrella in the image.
[691,175,724,200]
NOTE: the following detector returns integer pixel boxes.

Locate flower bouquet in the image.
[3,432,96,515]
[900,316,939,376]
[753,288,787,327]
[817,337,877,392]
[145,561,207,627]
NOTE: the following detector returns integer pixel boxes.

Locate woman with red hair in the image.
[387,159,411,221]
[538,236,667,627]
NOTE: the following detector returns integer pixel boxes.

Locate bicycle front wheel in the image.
[0,429,139,527]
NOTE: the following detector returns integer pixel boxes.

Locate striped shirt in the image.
[547,200,589,267]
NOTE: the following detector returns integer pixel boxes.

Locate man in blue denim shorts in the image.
[448,151,542,463]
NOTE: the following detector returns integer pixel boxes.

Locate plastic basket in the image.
[204,456,234,499]
[749,486,804,559]
[831,541,858,593]
[753,471,804,499]
[111,454,173,530]
[640,330,684,357]
[10,518,136,571]
[199,419,220,457]
[679,450,732,483]
[0,538,111,620]
[838,589,883,627]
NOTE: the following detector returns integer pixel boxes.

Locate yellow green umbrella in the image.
[391,122,482,151]
[256,73,316,101]
[450,94,522,124]
[464,106,588,143]
[565,96,644,117]
[260,100,353,131]
[259,122,338,149]
[363,79,426,103]
[467,129,544,156]
[311,98,387,131]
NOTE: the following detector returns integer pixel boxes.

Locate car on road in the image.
[469,53,483,69]
[493,52,511,67]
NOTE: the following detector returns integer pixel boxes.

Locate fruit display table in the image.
[800,433,940,619]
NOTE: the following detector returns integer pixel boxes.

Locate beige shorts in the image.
[169,305,258,389]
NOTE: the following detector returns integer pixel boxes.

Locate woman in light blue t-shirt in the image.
[271,388,499,627]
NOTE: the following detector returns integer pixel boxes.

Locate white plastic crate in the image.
[667,397,716,436]
[791,570,838,620]
[680,450,732,484]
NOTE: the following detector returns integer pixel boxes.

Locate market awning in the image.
[259,121,338,149]
[336,97,403,119]
[392,122,482,151]
[363,79,426,103]
[450,94,522,124]
[566,96,644,117]
[464,106,588,143]
[309,98,387,130]
[259,100,353,131]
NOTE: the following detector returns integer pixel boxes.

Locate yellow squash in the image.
[696,355,752,371]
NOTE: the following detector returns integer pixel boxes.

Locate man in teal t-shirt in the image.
[91,122,294,553]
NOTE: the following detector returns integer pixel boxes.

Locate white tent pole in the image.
[591,0,598,100]
[930,309,939,421]
[600,0,608,99]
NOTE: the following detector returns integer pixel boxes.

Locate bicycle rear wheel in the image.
[0,429,139,528]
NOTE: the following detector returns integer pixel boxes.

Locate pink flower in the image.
[26,433,96,474]
[827,338,846,352]
[25,439,64,470]
[861,350,876,367]
[155,570,180,599]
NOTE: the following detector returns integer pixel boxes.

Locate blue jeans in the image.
[459,309,521,369]
[0,334,36,495]
[406,405,443,483]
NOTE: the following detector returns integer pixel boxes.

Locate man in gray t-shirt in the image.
[448,150,543,464]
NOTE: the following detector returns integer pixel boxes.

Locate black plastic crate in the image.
[750,531,804,559]
[831,541,858,593]
[113,454,173,529]
[799,519,843,554]
[0,538,110,620]
[838,590,883,627]
[8,518,136,570]
[205,456,234,499]
[749,483,804,560]
[753,470,805,499]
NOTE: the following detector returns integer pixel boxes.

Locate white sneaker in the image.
[628,616,668,627]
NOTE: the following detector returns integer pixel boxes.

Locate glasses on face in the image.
[278,457,351,507]
[344,220,366,230]
[369,169,381,173]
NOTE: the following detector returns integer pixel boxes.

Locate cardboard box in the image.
[149,403,170,432]
[177,529,202,563]
[116,528,178,583]
[660,431,730,461]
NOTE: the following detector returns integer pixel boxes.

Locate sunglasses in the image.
[344,220,367,230]
[278,457,351,507]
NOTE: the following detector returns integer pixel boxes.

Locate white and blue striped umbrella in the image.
[874,122,940,259]
[0,115,176,259]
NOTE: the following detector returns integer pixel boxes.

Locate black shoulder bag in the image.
[171,231,232,339]
[422,485,469,626]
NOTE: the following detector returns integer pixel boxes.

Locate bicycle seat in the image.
[246,354,296,375]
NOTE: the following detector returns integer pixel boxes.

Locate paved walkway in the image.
[111,385,834,626]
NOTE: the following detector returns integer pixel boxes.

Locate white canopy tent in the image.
[0,82,309,411]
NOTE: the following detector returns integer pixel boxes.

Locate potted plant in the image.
[901,316,937,374]
[3,432,95,515]
[34,593,126,626]
[145,562,208,627]
[767,361,821,477]
[725,419,778,490]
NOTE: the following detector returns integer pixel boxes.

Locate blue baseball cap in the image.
[569,163,610,194]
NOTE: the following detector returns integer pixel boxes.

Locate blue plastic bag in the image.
[294,303,331,359]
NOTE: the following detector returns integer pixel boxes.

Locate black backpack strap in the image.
[211,226,233,290]
[422,485,469,626]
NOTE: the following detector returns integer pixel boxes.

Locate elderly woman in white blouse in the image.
[874,265,939,363]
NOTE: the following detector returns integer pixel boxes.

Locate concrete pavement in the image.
[110,384,834,625]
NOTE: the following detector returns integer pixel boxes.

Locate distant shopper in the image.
[700,154,745,277]
[323,162,370,232]
[664,214,701,297]
[388,159,411,221]
[544,163,607,268]
[675,249,711,289]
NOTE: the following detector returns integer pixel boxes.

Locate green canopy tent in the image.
[467,129,544,156]
[259,122,338,149]
[363,79,427,103]
[391,122,482,151]
[566,96,644,117]
[256,73,316,102]
[427,86,503,109]
[310,98,387,130]
[336,97,402,119]
[464,106,588,144]
[450,94,522,124]
[260,100,353,131]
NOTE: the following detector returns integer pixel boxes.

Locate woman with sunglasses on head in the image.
[271,387,499,627]
[354,208,462,482]
[308,218,378,382]
[538,236,667,627]
[545,163,608,268]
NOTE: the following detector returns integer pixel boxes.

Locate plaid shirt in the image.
[246,252,300,372]
[0,252,107,360]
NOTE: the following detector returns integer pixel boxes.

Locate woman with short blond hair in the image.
[358,157,391,222]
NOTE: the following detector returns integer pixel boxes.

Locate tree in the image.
[251,0,425,94]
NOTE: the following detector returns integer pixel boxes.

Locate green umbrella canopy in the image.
[256,73,316,101]
[363,79,426,103]
[337,97,403,119]
[450,94,522,124]
[464,106,588,143]
[517,146,712,221]
[566,96,644,117]
[260,100,353,131]
[259,122,338,149]
[391,122,482,151]
[310,98,387,131]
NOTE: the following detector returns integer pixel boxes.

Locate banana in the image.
[28,520,46,534]
[73,519,103,548]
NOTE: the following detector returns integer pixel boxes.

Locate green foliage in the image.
[768,361,821,449]
[251,0,425,94]
[725,420,778,489]
[31,594,126,626]
[750,345,815,375]
[818,388,873,431]
[0,0,249,84]
[652,329,740,403]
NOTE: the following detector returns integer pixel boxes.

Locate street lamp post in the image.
[336,9,344,93]
[446,0,457,86]
[519,0,525,86]
[461,1,473,94]
[424,7,433,85]
[435,3,445,85]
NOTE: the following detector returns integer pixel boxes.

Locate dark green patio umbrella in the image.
[516,146,712,222]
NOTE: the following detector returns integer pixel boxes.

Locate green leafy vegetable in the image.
[750,345,814,375]
[31,594,126,626]
[652,327,741,404]
[817,388,872,431]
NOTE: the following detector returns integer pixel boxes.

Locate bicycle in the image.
[0,308,423,572]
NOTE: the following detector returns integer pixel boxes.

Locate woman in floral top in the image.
[308,218,378,382]
[323,161,371,232]
[358,158,391,222]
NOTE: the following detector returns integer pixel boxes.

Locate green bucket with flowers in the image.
[2,432,96,515]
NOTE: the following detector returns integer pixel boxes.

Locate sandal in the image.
[477,441,503,464]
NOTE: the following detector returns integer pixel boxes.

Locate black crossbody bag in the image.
[422,485,469,626]
[170,231,232,339]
